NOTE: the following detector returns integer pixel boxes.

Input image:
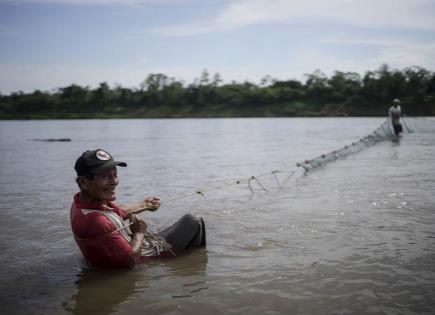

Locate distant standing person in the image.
[389,98,403,136]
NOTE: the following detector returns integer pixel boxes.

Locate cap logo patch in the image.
[96,150,111,161]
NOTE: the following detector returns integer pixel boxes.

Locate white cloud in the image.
[323,35,435,70]
[1,0,434,93]
[150,0,435,36]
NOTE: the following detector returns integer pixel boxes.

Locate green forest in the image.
[1,64,434,119]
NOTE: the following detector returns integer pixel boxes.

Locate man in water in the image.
[389,98,403,136]
[70,149,206,269]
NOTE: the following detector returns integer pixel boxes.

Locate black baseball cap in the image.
[74,149,127,177]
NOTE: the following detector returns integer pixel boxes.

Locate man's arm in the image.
[129,232,145,258]
[122,197,160,214]
[127,214,148,267]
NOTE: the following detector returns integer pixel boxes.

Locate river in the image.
[0,117,434,315]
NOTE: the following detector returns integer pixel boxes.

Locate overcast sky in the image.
[1,0,434,94]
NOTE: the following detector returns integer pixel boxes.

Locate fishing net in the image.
[297,117,435,172]
[155,117,435,202]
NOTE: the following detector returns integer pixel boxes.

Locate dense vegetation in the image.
[1,64,434,119]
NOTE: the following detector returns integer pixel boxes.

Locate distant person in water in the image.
[389,98,403,136]
[70,149,206,269]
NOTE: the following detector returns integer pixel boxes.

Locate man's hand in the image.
[144,196,160,212]
[123,196,161,214]
[129,214,148,234]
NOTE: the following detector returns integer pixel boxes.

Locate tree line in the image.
[1,64,434,119]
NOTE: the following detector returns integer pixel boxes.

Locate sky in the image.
[0,0,434,94]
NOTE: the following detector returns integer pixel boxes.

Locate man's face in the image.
[84,168,118,203]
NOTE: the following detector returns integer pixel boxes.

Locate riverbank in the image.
[1,65,434,119]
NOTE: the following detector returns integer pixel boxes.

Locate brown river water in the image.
[0,117,434,315]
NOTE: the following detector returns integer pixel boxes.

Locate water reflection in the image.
[67,250,208,315]
[391,134,402,145]
[68,269,133,315]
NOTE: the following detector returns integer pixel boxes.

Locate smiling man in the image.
[70,149,206,269]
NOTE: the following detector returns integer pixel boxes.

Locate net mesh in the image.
[297,117,435,172]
